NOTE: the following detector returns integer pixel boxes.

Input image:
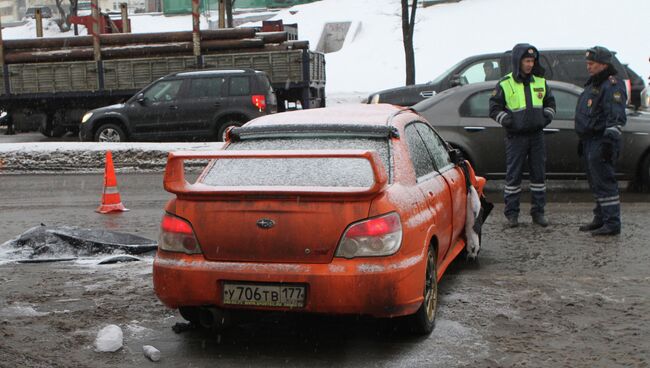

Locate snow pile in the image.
[95,324,124,352]
[0,142,222,174]
[248,0,650,95]
[0,304,50,317]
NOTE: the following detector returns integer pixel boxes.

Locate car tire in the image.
[407,245,438,335]
[94,123,126,142]
[216,119,244,142]
[178,306,201,325]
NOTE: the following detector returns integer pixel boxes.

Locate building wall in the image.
[0,0,19,22]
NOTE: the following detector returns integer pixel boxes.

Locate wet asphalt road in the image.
[0,173,649,367]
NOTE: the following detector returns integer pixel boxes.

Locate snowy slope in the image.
[252,0,649,95]
[2,0,648,98]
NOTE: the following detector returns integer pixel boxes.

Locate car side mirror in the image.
[449,148,465,165]
[450,74,462,87]
[136,93,147,105]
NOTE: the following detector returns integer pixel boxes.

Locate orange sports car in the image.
[153,104,488,335]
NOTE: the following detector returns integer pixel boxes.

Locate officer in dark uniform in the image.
[575,46,626,236]
[489,43,556,228]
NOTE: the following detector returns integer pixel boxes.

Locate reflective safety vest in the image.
[499,73,546,112]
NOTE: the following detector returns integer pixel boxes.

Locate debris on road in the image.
[95,324,123,352]
[143,345,161,362]
[0,225,157,262]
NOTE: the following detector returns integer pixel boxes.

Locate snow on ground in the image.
[247,0,650,95]
[2,0,647,99]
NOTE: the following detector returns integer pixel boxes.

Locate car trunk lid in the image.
[163,149,388,263]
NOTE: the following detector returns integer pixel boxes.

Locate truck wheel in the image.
[39,122,66,138]
[216,119,243,142]
[407,245,438,335]
[94,123,126,142]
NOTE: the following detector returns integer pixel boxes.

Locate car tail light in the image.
[335,212,402,259]
[251,95,266,111]
[158,213,201,254]
[625,79,632,105]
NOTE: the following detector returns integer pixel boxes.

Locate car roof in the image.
[170,69,261,78]
[412,80,583,111]
[246,104,410,128]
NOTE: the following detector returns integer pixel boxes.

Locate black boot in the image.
[591,225,620,236]
[506,216,519,228]
[532,214,548,227]
[579,220,603,232]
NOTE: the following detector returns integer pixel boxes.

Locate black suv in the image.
[368,48,638,108]
[80,69,277,142]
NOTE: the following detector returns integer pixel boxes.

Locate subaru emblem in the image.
[256,218,275,229]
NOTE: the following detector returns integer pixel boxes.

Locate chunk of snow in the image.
[95,324,123,352]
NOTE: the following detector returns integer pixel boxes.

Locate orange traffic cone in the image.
[96,150,129,214]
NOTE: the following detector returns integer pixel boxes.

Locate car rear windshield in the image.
[201,137,391,188]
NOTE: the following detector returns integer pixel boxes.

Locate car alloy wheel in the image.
[407,245,438,335]
[423,249,438,322]
[95,123,126,143]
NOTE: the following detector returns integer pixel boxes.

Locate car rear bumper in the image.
[153,250,426,318]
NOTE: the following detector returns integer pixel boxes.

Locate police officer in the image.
[575,46,626,236]
[489,43,556,228]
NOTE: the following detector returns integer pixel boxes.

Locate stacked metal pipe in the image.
[1,29,308,64]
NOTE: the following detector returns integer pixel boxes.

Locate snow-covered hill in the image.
[2,0,648,99]
[252,0,649,96]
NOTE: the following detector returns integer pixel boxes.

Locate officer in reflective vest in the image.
[575,46,626,236]
[489,43,556,228]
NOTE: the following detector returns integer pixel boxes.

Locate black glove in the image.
[501,115,513,128]
[601,141,614,163]
[577,140,583,158]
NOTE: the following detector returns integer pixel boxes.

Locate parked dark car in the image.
[412,81,650,190]
[25,6,53,18]
[79,69,277,142]
[368,49,639,109]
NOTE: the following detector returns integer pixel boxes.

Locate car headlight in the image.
[81,112,93,123]
[369,94,380,104]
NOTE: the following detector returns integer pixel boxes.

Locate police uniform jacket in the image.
[575,66,627,139]
[489,44,556,135]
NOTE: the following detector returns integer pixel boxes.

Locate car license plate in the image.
[222,282,306,308]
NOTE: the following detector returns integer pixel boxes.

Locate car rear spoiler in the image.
[163,149,388,198]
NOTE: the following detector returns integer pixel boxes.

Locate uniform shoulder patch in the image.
[612,91,623,103]
[608,76,618,84]
[491,89,497,96]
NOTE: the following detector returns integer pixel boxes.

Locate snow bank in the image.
[0,142,223,174]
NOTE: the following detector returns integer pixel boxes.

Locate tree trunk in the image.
[401,0,417,86]
[226,0,235,28]
[54,0,70,32]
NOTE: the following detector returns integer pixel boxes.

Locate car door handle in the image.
[214,102,221,107]
[543,128,559,134]
[419,91,436,98]
[464,126,486,132]
[168,105,178,110]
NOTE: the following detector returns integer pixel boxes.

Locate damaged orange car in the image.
[153,104,489,335]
